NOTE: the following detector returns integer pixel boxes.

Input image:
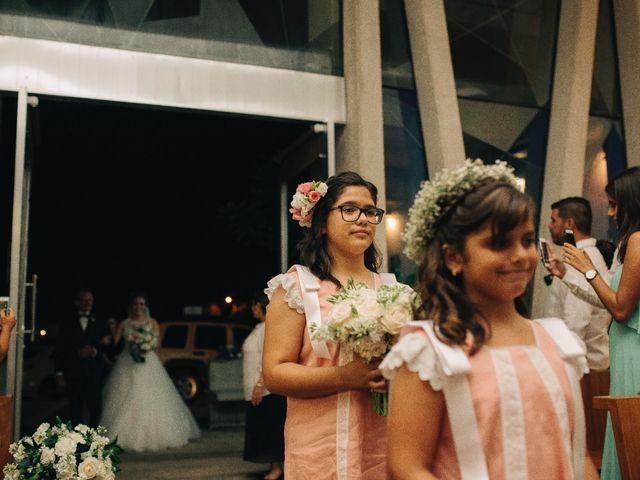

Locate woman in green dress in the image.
[559,166,640,479]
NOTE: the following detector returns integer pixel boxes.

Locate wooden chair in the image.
[593,395,640,480]
[0,395,13,471]
[581,369,610,467]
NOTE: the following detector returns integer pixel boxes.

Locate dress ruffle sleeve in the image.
[265,273,304,315]
[380,332,444,391]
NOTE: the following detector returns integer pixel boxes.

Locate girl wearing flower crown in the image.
[263,172,390,479]
[380,160,599,479]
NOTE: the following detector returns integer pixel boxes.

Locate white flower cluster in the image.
[289,180,329,227]
[4,420,119,480]
[312,280,416,362]
[127,325,159,353]
[402,159,520,263]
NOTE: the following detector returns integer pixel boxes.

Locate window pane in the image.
[380,0,415,89]
[194,326,227,350]
[590,0,623,118]
[445,0,559,107]
[583,117,627,241]
[383,88,428,285]
[458,98,548,211]
[0,0,342,75]
[161,325,188,348]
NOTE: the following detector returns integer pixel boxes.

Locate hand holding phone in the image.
[0,297,8,316]
[564,229,576,246]
[538,238,550,266]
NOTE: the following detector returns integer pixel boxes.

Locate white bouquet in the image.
[311,279,415,415]
[3,418,121,480]
[126,325,159,363]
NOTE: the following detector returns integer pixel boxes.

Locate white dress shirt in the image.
[544,238,610,371]
[241,322,270,401]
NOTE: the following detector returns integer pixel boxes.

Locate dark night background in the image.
[1,93,311,327]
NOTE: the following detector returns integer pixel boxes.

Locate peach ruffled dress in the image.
[266,267,387,480]
[380,319,588,479]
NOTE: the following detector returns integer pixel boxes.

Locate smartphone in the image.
[0,297,8,315]
[538,238,550,266]
[564,229,576,246]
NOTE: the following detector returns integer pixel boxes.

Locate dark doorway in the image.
[2,94,314,433]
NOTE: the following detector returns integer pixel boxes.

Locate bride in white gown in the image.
[100,295,201,452]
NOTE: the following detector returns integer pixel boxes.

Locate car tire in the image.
[168,367,202,403]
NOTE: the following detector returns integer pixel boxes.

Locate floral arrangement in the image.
[402,159,520,263]
[3,418,121,480]
[289,180,328,227]
[126,325,159,363]
[311,279,416,415]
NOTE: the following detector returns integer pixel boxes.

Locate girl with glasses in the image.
[263,171,393,480]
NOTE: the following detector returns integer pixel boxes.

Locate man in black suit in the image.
[54,289,111,427]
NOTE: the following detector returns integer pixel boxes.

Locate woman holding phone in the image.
[549,166,640,479]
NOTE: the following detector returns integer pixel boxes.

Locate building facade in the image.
[1,0,639,436]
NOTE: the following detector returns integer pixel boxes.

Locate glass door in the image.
[278,122,334,271]
[5,88,38,440]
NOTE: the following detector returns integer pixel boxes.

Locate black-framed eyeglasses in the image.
[330,205,385,224]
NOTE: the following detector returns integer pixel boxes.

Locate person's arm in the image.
[113,320,126,345]
[564,232,640,322]
[0,309,16,362]
[263,288,384,398]
[387,365,443,480]
[546,242,608,308]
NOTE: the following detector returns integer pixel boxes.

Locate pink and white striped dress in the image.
[266,267,387,480]
[381,319,588,480]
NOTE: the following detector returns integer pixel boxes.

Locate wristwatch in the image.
[585,269,598,282]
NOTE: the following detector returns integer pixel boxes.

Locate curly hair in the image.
[297,171,382,287]
[415,181,535,353]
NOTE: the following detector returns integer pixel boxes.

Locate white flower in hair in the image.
[402,159,520,263]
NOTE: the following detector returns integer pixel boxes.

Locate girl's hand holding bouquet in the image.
[312,279,415,415]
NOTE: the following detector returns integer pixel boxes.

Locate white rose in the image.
[356,291,383,320]
[329,301,353,326]
[55,455,77,480]
[381,304,412,335]
[290,192,309,210]
[78,456,101,479]
[40,446,55,465]
[74,424,90,434]
[316,182,328,195]
[54,436,77,456]
[101,471,116,480]
[3,464,19,480]
[12,444,26,462]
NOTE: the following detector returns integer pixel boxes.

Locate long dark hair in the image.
[416,182,535,353]
[605,166,640,263]
[298,171,382,287]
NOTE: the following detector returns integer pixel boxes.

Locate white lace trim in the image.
[265,273,304,314]
[380,333,444,391]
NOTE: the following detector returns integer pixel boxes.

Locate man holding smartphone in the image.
[544,197,610,371]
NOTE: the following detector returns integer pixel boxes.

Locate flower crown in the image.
[289,180,328,227]
[402,159,520,263]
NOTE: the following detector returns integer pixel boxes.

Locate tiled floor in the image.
[117,427,270,480]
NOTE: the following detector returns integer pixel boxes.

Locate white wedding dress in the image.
[100,318,201,452]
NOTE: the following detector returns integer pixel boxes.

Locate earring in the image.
[450,268,460,277]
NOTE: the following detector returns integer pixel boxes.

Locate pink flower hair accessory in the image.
[289,180,328,227]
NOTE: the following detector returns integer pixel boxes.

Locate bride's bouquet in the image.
[311,279,415,415]
[3,418,121,480]
[126,325,159,363]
